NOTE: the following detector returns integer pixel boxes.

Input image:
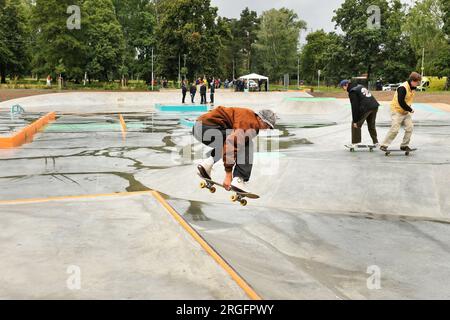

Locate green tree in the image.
[253,8,306,81]
[0,0,30,83]
[300,30,349,85]
[236,8,260,74]
[217,8,259,80]
[155,0,222,81]
[31,0,86,81]
[403,0,448,75]
[333,0,391,81]
[439,0,450,89]
[113,0,157,84]
[381,0,417,83]
[83,0,126,82]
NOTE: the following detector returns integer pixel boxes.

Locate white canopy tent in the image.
[238,73,269,91]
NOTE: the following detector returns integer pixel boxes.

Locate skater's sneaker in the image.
[197,157,214,180]
[400,146,413,152]
[380,145,388,152]
[231,177,250,193]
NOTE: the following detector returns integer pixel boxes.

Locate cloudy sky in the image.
[211,0,345,34]
[210,0,412,42]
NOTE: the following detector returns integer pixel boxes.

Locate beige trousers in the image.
[382,112,414,147]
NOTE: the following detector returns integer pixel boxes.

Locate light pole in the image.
[178,53,181,88]
[421,47,425,87]
[151,48,154,91]
[317,70,321,90]
[183,54,187,80]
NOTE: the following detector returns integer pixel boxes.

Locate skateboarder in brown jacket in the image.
[193,107,277,192]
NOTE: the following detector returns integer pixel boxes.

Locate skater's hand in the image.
[223,172,233,191]
[353,123,359,129]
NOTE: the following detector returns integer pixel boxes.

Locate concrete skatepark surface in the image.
[0,90,449,299]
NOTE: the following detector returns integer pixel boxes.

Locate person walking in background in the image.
[380,72,422,152]
[181,80,187,104]
[339,79,380,148]
[190,82,197,104]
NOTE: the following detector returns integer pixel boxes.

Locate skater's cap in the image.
[256,110,277,129]
[339,80,350,87]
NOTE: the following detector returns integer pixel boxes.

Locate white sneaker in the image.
[198,157,214,179]
[231,177,250,193]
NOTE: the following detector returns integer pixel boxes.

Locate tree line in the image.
[0,0,449,89]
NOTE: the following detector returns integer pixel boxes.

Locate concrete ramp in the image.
[137,156,449,220]
[277,97,348,115]
[0,193,250,300]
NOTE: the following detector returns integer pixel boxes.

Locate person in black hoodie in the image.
[181,80,187,104]
[190,82,197,103]
[200,81,207,104]
[340,80,380,147]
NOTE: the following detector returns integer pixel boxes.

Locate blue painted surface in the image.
[413,103,445,114]
[155,104,209,112]
[180,118,195,128]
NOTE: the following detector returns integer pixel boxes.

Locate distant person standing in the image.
[190,82,197,103]
[200,82,207,104]
[380,72,422,152]
[181,80,187,104]
[46,75,52,87]
[210,78,215,105]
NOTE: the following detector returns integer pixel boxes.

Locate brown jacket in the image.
[197,107,263,172]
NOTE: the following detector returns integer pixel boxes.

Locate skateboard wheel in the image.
[209,187,217,194]
[231,195,238,202]
[350,149,355,152]
[240,200,248,207]
[200,181,207,189]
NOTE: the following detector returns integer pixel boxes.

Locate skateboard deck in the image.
[345,144,376,152]
[384,148,417,156]
[197,173,260,206]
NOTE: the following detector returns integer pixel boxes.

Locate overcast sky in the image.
[210,0,412,42]
[211,0,344,34]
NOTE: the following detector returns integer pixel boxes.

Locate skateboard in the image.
[345,144,376,152]
[197,173,260,207]
[384,148,417,157]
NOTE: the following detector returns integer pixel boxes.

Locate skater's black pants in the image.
[182,92,186,104]
[352,108,379,144]
[193,122,253,181]
[210,93,214,104]
[190,93,196,103]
